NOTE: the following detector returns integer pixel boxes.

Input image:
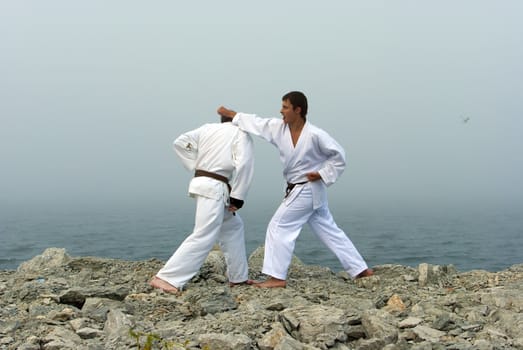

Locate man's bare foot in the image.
[355,268,374,279]
[254,277,286,288]
[149,276,179,294]
[229,279,255,287]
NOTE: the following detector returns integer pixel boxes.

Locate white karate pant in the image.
[156,194,248,289]
[262,184,368,279]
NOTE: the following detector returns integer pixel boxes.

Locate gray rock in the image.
[418,263,456,287]
[17,248,71,274]
[42,327,82,349]
[76,326,104,339]
[198,332,252,350]
[354,337,386,350]
[398,317,423,329]
[361,309,398,344]
[411,325,446,342]
[194,249,227,281]
[103,308,133,340]
[258,322,289,350]
[1,248,522,350]
[280,304,351,347]
[81,297,125,322]
[275,336,317,350]
[69,317,92,331]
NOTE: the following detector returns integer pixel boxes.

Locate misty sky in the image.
[1,1,522,211]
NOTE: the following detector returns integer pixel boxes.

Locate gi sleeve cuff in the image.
[230,197,244,209]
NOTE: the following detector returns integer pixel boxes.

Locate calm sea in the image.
[1,199,522,272]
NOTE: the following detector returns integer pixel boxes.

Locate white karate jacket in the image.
[173,122,254,203]
[233,113,346,209]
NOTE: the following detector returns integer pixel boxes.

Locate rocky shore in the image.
[0,247,522,350]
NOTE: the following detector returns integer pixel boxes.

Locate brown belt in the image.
[194,169,231,192]
[285,181,308,197]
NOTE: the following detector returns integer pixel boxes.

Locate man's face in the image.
[280,99,301,125]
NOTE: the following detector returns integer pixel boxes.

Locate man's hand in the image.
[306,172,322,182]
[217,106,236,120]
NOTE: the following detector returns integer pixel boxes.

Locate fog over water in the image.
[1,2,522,250]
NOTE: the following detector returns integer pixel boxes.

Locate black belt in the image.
[194,169,231,192]
[285,181,308,197]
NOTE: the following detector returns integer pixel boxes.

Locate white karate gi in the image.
[156,122,254,289]
[233,113,369,279]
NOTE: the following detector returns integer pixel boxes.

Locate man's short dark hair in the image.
[282,91,308,120]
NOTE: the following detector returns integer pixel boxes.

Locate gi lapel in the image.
[282,123,309,179]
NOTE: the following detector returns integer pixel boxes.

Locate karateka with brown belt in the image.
[150,115,254,293]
